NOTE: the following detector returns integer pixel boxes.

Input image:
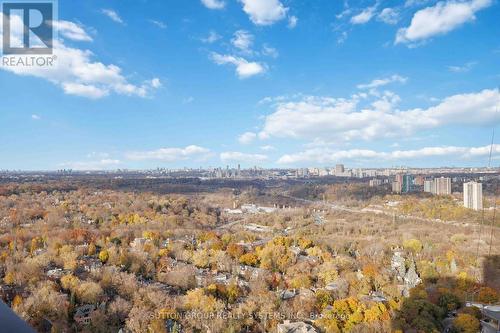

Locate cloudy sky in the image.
[0,0,499,170]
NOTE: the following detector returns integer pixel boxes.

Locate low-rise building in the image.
[79,256,103,273]
[74,304,101,325]
[130,237,151,251]
[46,268,70,281]
[481,305,500,333]
[277,320,318,333]
[278,289,297,300]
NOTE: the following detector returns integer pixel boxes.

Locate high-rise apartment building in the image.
[402,175,414,193]
[423,177,452,195]
[395,174,403,187]
[369,179,382,187]
[392,181,402,193]
[424,180,433,193]
[463,181,483,211]
[414,176,425,186]
[335,164,345,175]
[434,177,452,195]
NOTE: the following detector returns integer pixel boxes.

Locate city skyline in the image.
[1,0,500,170]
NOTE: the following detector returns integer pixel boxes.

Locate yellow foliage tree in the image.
[318,267,338,285]
[98,249,109,263]
[87,243,96,256]
[454,313,480,333]
[298,238,313,250]
[290,275,312,289]
[192,249,210,268]
[3,271,15,285]
[403,239,423,253]
[60,274,80,292]
[12,295,22,309]
[184,288,223,313]
[239,252,259,266]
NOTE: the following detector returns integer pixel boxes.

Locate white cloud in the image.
[336,9,352,20]
[0,15,161,99]
[126,145,212,161]
[448,61,477,72]
[262,45,279,58]
[239,0,288,26]
[201,0,226,10]
[350,6,377,24]
[260,145,276,151]
[405,0,431,7]
[357,74,408,89]
[52,20,93,41]
[337,31,348,44]
[101,9,124,24]
[396,0,492,44]
[210,53,266,79]
[60,159,121,170]
[220,152,268,163]
[62,82,110,99]
[232,30,254,53]
[150,78,162,89]
[257,88,500,143]
[288,15,298,29]
[149,20,167,29]
[238,132,257,144]
[202,30,221,43]
[31,114,41,120]
[378,8,400,25]
[277,144,500,164]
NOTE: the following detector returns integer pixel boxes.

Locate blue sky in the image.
[0,0,499,170]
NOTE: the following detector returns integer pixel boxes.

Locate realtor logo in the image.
[2,0,55,55]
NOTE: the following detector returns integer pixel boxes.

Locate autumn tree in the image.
[77,281,103,304]
[99,249,109,263]
[477,286,499,304]
[453,313,480,333]
[184,288,224,314]
[226,243,244,259]
[403,239,423,254]
[18,281,68,327]
[60,274,80,293]
[59,245,78,270]
[239,252,259,266]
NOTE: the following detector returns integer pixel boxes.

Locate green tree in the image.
[438,292,461,312]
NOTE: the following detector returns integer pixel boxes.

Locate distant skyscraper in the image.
[335,164,345,174]
[395,173,403,182]
[434,177,452,195]
[464,181,482,211]
[392,181,402,193]
[424,180,433,193]
[393,174,404,193]
[414,176,425,186]
[402,175,413,193]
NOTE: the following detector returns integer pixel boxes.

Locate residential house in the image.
[277,320,318,333]
[74,303,104,325]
